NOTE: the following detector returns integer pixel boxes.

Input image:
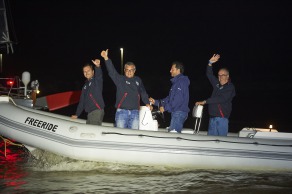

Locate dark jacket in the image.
[156,74,190,113]
[105,59,150,110]
[75,66,105,116]
[205,65,235,118]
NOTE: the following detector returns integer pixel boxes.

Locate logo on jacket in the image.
[136,81,139,86]
[126,81,130,84]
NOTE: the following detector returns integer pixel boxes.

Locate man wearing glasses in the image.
[195,54,236,136]
[101,49,152,129]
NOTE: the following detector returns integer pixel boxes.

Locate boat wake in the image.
[26,148,193,175]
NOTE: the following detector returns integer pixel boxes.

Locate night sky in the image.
[2,0,292,132]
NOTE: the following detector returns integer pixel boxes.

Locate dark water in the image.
[1,140,292,194]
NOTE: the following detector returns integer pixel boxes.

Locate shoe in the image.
[169,129,177,133]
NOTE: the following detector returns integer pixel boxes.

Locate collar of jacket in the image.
[171,73,183,83]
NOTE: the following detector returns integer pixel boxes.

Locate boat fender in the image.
[24,117,58,132]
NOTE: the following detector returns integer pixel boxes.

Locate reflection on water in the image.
[0,140,29,190]
[1,140,292,194]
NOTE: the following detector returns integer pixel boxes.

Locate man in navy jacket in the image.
[101,49,152,129]
[150,61,190,133]
[71,59,105,125]
[196,54,236,136]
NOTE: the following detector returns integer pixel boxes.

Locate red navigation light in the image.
[6,80,14,87]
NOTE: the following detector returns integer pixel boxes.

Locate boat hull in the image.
[1,96,292,171]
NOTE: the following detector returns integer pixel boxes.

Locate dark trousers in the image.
[87,109,104,125]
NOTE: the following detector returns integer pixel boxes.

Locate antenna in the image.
[0,0,16,54]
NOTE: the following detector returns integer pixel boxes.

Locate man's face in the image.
[83,66,94,80]
[170,64,180,77]
[124,65,136,78]
[218,69,229,85]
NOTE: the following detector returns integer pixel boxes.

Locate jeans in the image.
[208,117,229,136]
[168,111,188,133]
[115,109,139,129]
[87,109,104,125]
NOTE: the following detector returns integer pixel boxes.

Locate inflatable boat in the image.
[1,96,292,171]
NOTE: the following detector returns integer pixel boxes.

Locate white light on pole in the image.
[269,124,273,132]
[120,48,124,74]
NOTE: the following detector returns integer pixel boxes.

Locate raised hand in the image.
[91,59,100,67]
[209,54,220,64]
[101,49,109,60]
